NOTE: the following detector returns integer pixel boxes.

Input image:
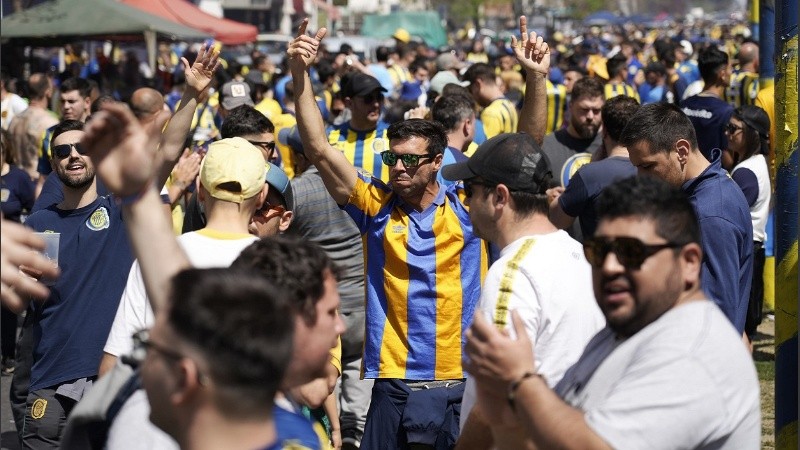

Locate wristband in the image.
[507,371,544,411]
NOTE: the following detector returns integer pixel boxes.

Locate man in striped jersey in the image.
[463,63,519,139]
[444,133,604,450]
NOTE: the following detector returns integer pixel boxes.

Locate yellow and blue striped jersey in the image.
[480,98,518,138]
[726,71,759,108]
[388,65,411,89]
[344,175,487,380]
[546,80,567,134]
[327,121,391,183]
[604,82,640,102]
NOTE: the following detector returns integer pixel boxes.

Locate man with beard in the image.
[464,176,760,449]
[14,120,135,448]
[541,76,604,184]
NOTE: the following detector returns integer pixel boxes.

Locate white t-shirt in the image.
[103,229,258,357]
[556,301,761,450]
[1,93,28,130]
[460,231,605,429]
[732,154,771,242]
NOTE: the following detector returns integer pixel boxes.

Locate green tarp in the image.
[0,0,208,41]
[361,12,447,49]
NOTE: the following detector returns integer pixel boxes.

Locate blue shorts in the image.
[360,379,464,450]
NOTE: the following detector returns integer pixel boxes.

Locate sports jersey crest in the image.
[560,153,592,187]
[87,206,110,231]
[372,138,386,153]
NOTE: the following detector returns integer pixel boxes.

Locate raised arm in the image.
[288,19,358,205]
[81,103,190,314]
[156,43,220,188]
[513,16,550,145]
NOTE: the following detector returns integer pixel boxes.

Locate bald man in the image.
[726,42,760,107]
[129,87,166,125]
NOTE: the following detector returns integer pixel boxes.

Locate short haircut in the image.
[220,106,275,138]
[698,46,729,85]
[596,176,700,246]
[571,76,605,102]
[60,77,92,99]
[51,120,85,150]
[387,119,447,155]
[619,103,698,155]
[409,58,428,74]
[231,236,339,326]
[375,46,391,63]
[27,73,51,100]
[510,190,549,217]
[462,63,496,85]
[602,96,640,142]
[605,54,628,79]
[565,66,588,77]
[431,94,474,132]
[167,268,293,417]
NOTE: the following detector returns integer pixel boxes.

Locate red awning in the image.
[120,0,258,45]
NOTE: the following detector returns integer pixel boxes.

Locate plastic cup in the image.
[34,232,59,285]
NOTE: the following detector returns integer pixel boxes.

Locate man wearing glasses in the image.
[442,132,605,450]
[288,16,550,449]
[622,103,753,337]
[464,176,760,449]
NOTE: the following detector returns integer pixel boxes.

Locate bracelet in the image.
[507,371,544,411]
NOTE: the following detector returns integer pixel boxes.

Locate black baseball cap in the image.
[341,72,387,98]
[441,133,552,194]
[735,105,770,139]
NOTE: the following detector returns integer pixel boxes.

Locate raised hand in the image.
[81,103,168,197]
[510,16,551,76]
[1,219,60,313]
[181,42,221,94]
[287,18,328,73]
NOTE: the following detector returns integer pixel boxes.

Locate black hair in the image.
[462,63,496,85]
[698,46,729,85]
[51,120,85,151]
[231,236,339,325]
[619,103,698,155]
[596,176,700,246]
[221,105,275,138]
[167,268,293,417]
[387,119,447,155]
[602,96,640,142]
[431,94,474,132]
[605,54,628,79]
[60,77,92,99]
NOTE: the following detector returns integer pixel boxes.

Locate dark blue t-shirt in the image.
[680,94,734,161]
[1,165,36,223]
[558,156,637,237]
[683,151,753,333]
[24,196,133,391]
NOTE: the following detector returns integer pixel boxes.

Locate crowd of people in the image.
[0,11,772,450]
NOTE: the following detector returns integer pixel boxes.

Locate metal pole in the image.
[773,0,799,446]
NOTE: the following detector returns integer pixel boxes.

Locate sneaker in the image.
[2,357,15,375]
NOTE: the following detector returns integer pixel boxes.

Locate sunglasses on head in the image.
[380,151,435,168]
[583,236,683,269]
[52,143,87,159]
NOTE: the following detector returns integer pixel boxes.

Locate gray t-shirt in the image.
[555,301,761,450]
[289,166,366,313]
[541,129,603,188]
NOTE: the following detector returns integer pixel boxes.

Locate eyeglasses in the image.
[380,151,436,168]
[463,180,493,198]
[583,236,683,269]
[358,92,384,104]
[248,140,276,153]
[724,123,743,134]
[51,142,87,159]
[132,329,184,362]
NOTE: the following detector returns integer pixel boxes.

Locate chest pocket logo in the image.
[86,206,110,231]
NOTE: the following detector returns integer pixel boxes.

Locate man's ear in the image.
[680,242,703,290]
[675,138,692,164]
[279,211,294,232]
[493,184,510,210]
[171,358,205,406]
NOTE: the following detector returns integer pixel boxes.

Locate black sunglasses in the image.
[132,329,184,362]
[51,142,87,159]
[248,140,276,153]
[463,180,493,198]
[380,151,435,168]
[358,92,385,104]
[583,236,683,269]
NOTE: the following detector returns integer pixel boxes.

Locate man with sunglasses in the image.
[13,120,136,448]
[442,132,605,450]
[621,103,753,336]
[288,16,551,449]
[464,176,760,450]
